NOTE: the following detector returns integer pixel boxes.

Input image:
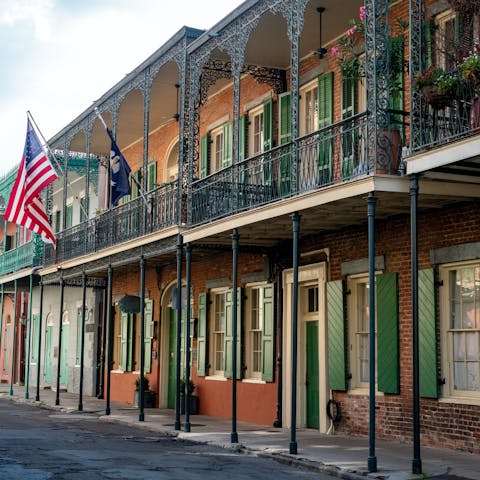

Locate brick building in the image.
[1,0,480,466]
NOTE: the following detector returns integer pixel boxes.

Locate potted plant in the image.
[134,376,156,408]
[414,66,459,109]
[459,43,480,91]
[180,377,199,415]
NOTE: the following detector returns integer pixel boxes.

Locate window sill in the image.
[242,378,266,384]
[438,396,480,407]
[347,387,384,397]
[205,375,227,381]
[111,369,125,374]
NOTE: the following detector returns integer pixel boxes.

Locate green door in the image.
[168,309,176,409]
[306,321,319,429]
[60,324,69,386]
[45,325,53,384]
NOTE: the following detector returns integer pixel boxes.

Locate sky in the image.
[0,0,244,177]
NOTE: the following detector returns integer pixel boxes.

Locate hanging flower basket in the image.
[421,85,454,109]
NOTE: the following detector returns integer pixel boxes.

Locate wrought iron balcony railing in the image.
[414,79,479,152]
[0,236,43,276]
[190,112,380,226]
[43,180,178,266]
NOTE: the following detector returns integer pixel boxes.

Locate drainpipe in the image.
[231,229,239,444]
[289,212,300,454]
[35,281,44,401]
[184,243,192,433]
[273,263,283,428]
[55,277,65,406]
[139,255,146,422]
[78,271,87,411]
[9,279,18,396]
[175,234,183,431]
[25,273,34,399]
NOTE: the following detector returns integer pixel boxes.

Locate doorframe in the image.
[282,262,327,432]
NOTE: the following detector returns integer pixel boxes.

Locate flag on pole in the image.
[106,128,131,206]
[5,119,58,245]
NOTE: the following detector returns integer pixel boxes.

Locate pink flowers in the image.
[347,25,358,37]
[331,45,340,58]
[359,5,366,21]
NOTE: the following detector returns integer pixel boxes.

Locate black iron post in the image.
[25,274,34,399]
[10,279,18,396]
[106,264,113,415]
[36,281,44,401]
[55,277,65,406]
[0,285,4,374]
[78,271,87,411]
[139,255,146,422]
[184,243,192,433]
[273,265,283,428]
[367,192,377,472]
[411,174,422,474]
[290,212,300,454]
[175,234,183,431]
[231,229,239,444]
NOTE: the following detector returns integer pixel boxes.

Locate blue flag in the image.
[106,128,131,206]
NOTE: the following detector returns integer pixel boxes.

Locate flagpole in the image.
[94,108,151,213]
[26,111,89,221]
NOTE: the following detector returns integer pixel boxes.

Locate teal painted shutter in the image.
[224,288,241,379]
[222,122,233,168]
[327,280,347,391]
[318,73,334,184]
[197,293,207,376]
[263,98,273,150]
[419,268,438,398]
[341,76,356,179]
[200,134,209,178]
[278,92,291,194]
[377,273,400,394]
[65,204,73,228]
[147,163,157,191]
[261,284,274,382]
[31,314,40,363]
[120,311,129,371]
[144,300,153,373]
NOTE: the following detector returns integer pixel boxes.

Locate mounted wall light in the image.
[315,7,328,59]
[173,83,180,122]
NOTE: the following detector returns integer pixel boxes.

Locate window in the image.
[212,291,226,375]
[435,10,457,72]
[248,105,264,156]
[300,81,318,136]
[211,128,224,174]
[441,263,480,397]
[246,287,263,380]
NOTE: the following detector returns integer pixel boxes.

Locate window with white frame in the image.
[441,262,480,397]
[246,286,263,379]
[248,105,264,156]
[211,291,226,375]
[211,127,224,174]
[434,10,458,72]
[299,80,318,136]
[348,275,376,389]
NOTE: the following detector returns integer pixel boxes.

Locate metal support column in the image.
[0,284,4,385]
[411,174,422,474]
[273,265,283,428]
[175,234,183,431]
[289,212,300,454]
[25,274,34,398]
[367,192,377,473]
[139,255,146,422]
[55,277,65,406]
[184,243,192,433]
[78,271,87,411]
[105,264,113,415]
[231,229,239,444]
[9,280,18,396]
[35,281,44,401]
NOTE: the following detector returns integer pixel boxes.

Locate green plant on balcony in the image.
[414,66,459,109]
[459,43,480,93]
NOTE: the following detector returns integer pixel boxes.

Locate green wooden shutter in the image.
[120,311,129,371]
[80,196,88,222]
[327,280,347,391]
[224,288,241,379]
[222,122,233,168]
[239,114,247,161]
[31,314,40,363]
[263,98,274,150]
[144,300,153,373]
[126,314,133,371]
[147,162,157,191]
[419,268,438,398]
[200,134,209,179]
[278,93,291,194]
[318,73,334,184]
[197,293,207,376]
[377,273,400,394]
[132,170,141,199]
[65,204,73,228]
[261,284,275,382]
[341,76,356,179]
[55,210,61,233]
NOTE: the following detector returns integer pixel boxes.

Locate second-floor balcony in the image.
[0,236,43,276]
[44,180,179,266]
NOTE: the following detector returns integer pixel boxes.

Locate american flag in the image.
[5,119,58,244]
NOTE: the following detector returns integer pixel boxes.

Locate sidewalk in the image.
[1,385,478,480]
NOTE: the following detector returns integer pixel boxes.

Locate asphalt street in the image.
[0,399,336,479]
